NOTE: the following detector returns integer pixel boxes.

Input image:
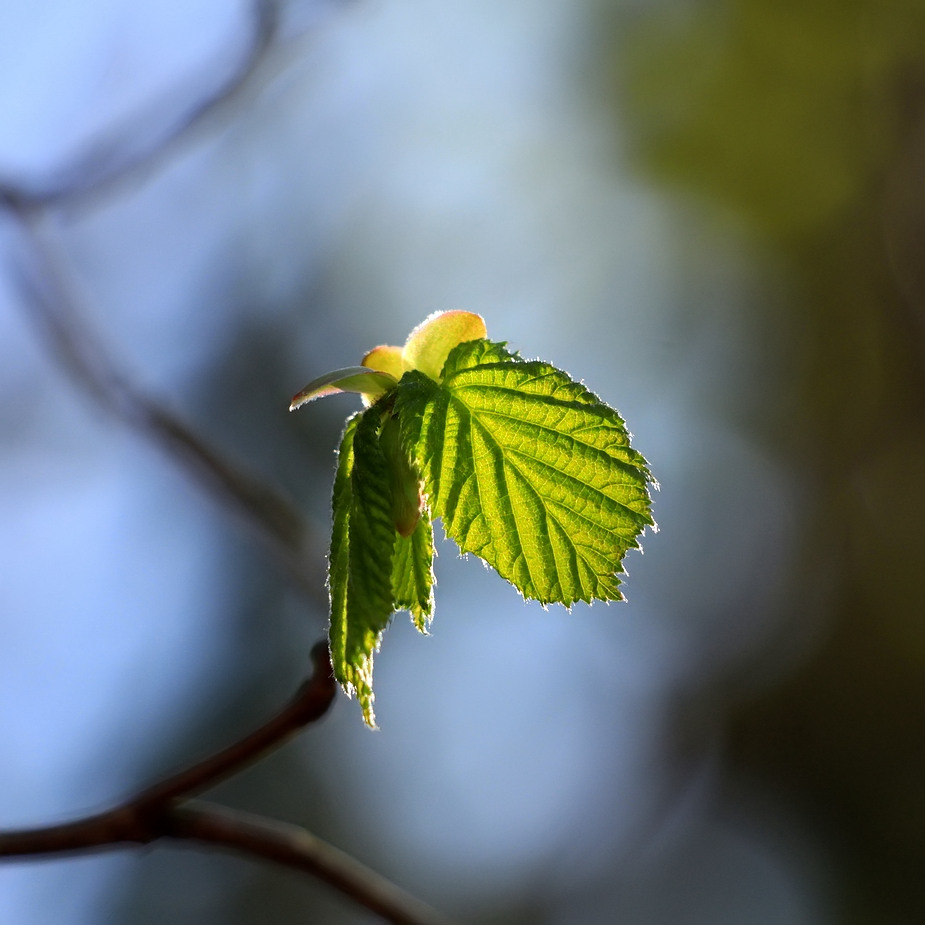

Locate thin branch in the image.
[167,801,457,925]
[135,641,337,805]
[0,807,148,858]
[6,204,327,605]
[0,645,456,924]
[0,642,335,859]
[0,0,331,603]
[0,0,279,214]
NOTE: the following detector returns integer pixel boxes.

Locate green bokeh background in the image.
[607,1,925,921]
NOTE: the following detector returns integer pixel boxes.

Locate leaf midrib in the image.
[446,393,650,524]
[450,384,646,466]
[456,396,623,598]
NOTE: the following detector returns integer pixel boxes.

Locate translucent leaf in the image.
[379,414,423,537]
[328,409,397,727]
[361,345,405,380]
[289,367,397,410]
[401,310,487,380]
[391,506,435,633]
[300,320,655,727]
[394,339,655,606]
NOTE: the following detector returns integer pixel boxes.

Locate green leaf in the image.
[328,408,397,728]
[394,338,654,606]
[390,507,435,633]
[401,310,488,380]
[289,367,398,410]
[296,317,655,726]
[379,414,423,537]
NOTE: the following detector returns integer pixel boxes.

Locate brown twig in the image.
[6,204,326,604]
[136,641,338,805]
[166,802,456,925]
[0,645,455,924]
[0,643,335,858]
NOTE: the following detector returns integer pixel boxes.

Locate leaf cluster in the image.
[292,314,655,726]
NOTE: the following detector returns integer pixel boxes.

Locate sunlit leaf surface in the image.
[396,339,654,606]
[390,508,435,633]
[297,316,655,725]
[328,411,396,727]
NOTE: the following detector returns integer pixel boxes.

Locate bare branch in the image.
[167,802,457,925]
[6,204,327,604]
[0,644,456,924]
[0,642,335,859]
[0,0,333,602]
[0,807,148,858]
[135,641,337,805]
[0,0,279,214]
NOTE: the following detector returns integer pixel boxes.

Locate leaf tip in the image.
[340,660,380,729]
[290,367,398,412]
[360,699,379,730]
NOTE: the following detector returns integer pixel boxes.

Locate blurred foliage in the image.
[612,0,925,240]
[605,0,925,922]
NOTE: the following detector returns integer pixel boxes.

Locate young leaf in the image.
[379,414,423,537]
[289,367,397,410]
[390,507,435,633]
[401,310,488,380]
[328,408,397,728]
[361,310,488,381]
[394,338,654,606]
[292,311,655,726]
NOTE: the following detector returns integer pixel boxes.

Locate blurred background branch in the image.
[0,0,278,213]
[6,205,324,602]
[0,0,328,604]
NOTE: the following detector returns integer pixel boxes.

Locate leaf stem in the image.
[134,641,338,806]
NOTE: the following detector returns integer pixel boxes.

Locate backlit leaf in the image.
[390,507,435,633]
[402,310,488,380]
[289,367,397,410]
[294,316,655,726]
[328,409,396,728]
[394,339,654,606]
